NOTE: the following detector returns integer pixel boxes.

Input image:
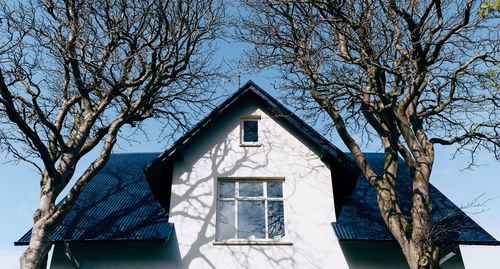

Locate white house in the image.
[16,81,499,268]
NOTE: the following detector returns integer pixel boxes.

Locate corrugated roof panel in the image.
[15,153,172,245]
[334,153,499,245]
[332,222,358,240]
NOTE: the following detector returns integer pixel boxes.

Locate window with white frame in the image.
[240,115,261,146]
[217,178,285,241]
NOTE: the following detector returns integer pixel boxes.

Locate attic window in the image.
[240,115,261,146]
[215,178,289,244]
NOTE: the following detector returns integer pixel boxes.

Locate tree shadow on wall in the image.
[168,114,332,269]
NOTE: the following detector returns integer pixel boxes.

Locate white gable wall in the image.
[169,98,349,268]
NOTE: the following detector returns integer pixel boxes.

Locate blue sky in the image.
[1,27,500,269]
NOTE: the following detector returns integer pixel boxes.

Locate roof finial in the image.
[238,71,241,89]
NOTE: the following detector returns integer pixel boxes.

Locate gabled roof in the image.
[15,153,172,246]
[144,80,360,212]
[332,153,499,245]
[146,80,356,169]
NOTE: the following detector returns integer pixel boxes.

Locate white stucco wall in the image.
[169,97,349,268]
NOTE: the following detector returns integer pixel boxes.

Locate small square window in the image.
[240,115,261,146]
[243,121,258,142]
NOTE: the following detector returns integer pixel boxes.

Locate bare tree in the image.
[0,0,223,268]
[236,0,499,268]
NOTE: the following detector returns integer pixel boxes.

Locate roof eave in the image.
[336,238,500,246]
[15,222,175,246]
[14,237,172,246]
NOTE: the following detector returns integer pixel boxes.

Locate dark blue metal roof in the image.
[333,153,499,245]
[15,153,172,246]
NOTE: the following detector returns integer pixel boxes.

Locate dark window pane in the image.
[267,182,283,198]
[268,201,285,239]
[219,181,235,198]
[239,182,263,197]
[243,120,258,142]
[218,201,235,240]
[238,201,265,239]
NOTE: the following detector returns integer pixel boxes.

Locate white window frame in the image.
[240,115,261,147]
[214,177,291,245]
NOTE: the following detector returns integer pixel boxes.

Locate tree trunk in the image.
[402,162,440,269]
[404,240,439,269]
[19,220,54,269]
[20,174,57,269]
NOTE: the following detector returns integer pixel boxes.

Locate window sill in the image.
[240,143,262,147]
[213,241,293,246]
